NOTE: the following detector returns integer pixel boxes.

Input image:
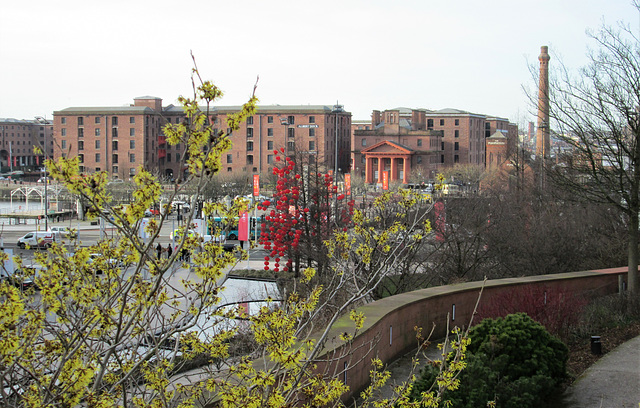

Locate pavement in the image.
[376,335,640,407]
[558,334,640,408]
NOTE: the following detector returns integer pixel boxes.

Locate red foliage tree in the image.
[258,149,354,276]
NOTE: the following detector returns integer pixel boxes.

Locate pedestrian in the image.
[181,248,188,262]
[156,242,162,259]
[166,243,173,259]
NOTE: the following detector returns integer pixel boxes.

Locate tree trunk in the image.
[627,211,638,294]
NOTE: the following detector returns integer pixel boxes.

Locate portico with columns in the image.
[361,141,414,184]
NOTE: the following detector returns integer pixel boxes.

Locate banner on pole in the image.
[253,174,260,197]
[382,171,389,190]
[239,212,249,241]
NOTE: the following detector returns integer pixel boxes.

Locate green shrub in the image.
[410,313,568,408]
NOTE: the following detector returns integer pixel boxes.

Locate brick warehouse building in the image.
[351,107,517,183]
[0,118,53,172]
[53,97,351,180]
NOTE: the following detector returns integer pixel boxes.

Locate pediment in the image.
[361,140,414,155]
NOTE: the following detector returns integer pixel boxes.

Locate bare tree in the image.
[544,12,640,293]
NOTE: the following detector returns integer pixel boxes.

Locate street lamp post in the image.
[332,103,344,180]
[35,116,48,231]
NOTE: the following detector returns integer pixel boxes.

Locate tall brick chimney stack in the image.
[536,46,551,160]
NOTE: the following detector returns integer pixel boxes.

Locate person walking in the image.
[156,243,162,259]
[166,243,173,259]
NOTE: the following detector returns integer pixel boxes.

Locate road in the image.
[0,216,268,263]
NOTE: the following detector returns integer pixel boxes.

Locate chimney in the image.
[536,46,550,160]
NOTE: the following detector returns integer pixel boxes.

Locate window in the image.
[309,116,315,123]
[288,128,295,138]
[455,119,459,126]
[129,117,135,124]
[227,167,232,172]
[112,154,118,164]
[247,155,253,165]
[130,128,135,136]
[267,141,273,150]
[439,119,444,126]
[309,128,315,137]
[95,140,100,149]
[427,119,433,129]
[112,165,118,174]
[61,140,67,149]
[454,142,459,151]
[112,141,118,151]
[441,142,445,150]
[78,141,84,150]
[267,155,273,164]
[112,128,118,138]
[455,130,459,138]
[454,154,459,163]
[95,167,101,172]
[95,117,101,124]
[247,128,253,138]
[61,128,66,136]
[417,139,422,147]
[95,128,101,137]
[78,154,84,163]
[79,165,85,172]
[78,128,84,138]
[130,140,135,149]
[227,154,232,164]
[167,154,171,163]
[267,116,273,124]
[267,128,274,136]
[95,153,101,162]
[112,117,118,126]
[361,139,367,147]
[417,156,422,164]
[61,117,66,124]
[247,117,254,125]
[287,141,295,151]
[176,153,180,162]
[129,168,136,176]
[129,153,135,163]
[309,141,315,150]
[288,116,295,124]
[247,141,253,151]
[78,117,84,126]
[441,155,445,163]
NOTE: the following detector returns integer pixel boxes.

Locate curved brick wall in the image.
[315,267,626,402]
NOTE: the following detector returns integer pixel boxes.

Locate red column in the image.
[365,156,374,183]
[377,157,384,183]
[390,157,398,181]
[402,155,411,184]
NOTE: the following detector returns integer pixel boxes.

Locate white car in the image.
[48,226,76,238]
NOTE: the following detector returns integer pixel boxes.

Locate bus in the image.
[208,216,262,240]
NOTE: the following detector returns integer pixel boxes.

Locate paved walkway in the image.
[559,334,640,408]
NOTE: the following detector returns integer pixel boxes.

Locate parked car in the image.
[48,226,77,238]
[1,267,37,291]
[171,201,191,213]
[144,208,160,217]
[17,231,57,249]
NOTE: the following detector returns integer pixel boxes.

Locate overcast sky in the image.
[1,0,637,124]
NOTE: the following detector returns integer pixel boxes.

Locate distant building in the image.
[53,98,351,180]
[352,107,518,184]
[0,118,52,172]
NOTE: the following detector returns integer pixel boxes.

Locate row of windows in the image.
[78,153,137,163]
[62,140,138,151]
[62,117,136,126]
[61,127,137,137]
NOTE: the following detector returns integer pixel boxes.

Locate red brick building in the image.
[351,107,518,184]
[0,118,53,172]
[53,98,351,181]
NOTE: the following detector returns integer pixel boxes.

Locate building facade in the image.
[352,107,518,184]
[0,118,52,173]
[53,98,351,181]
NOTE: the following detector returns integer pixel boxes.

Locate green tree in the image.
[411,313,568,408]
